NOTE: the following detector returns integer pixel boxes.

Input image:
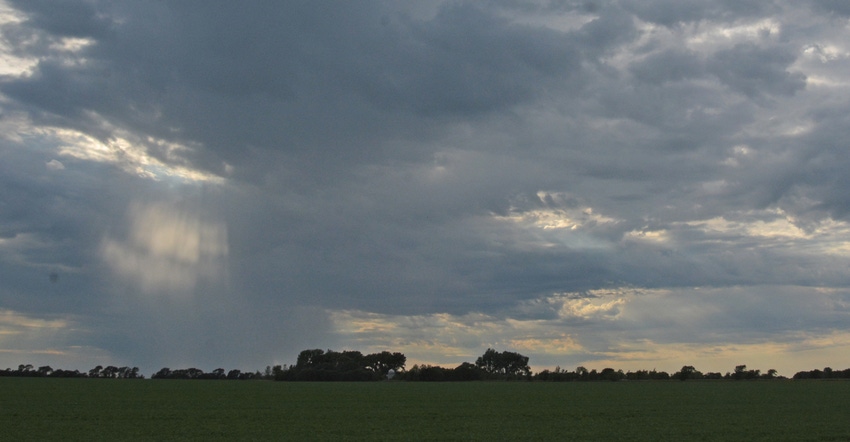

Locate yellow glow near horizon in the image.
[326,285,850,375]
[0,309,68,331]
[579,331,850,376]
[0,308,114,370]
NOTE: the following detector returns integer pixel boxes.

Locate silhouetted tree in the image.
[296,349,326,369]
[364,351,407,376]
[451,362,484,381]
[600,368,625,381]
[153,367,172,379]
[576,366,589,380]
[475,348,531,379]
[674,365,703,381]
[285,349,400,381]
[732,365,760,380]
[102,366,119,378]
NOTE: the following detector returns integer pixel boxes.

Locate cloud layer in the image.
[2,0,850,375]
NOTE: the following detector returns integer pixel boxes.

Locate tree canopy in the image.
[475,348,531,379]
[279,349,407,381]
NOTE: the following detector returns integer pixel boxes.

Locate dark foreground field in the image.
[2,378,849,441]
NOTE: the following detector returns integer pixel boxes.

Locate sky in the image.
[2,0,850,377]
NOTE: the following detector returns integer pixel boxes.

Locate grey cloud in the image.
[620,286,850,343]
[574,5,638,54]
[360,2,584,115]
[708,43,806,99]
[622,0,779,27]
[1,60,116,126]
[7,0,114,39]
[629,49,705,85]
[809,0,850,16]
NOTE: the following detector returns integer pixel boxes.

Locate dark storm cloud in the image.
[2,0,850,373]
[708,42,807,99]
[798,126,850,218]
[2,0,586,180]
[809,0,850,17]
[629,49,705,85]
[8,0,113,38]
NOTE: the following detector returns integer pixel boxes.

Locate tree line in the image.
[792,367,850,380]
[152,367,262,380]
[534,364,781,382]
[0,364,142,379]
[4,348,850,382]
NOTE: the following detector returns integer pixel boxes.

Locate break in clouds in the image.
[1,0,850,375]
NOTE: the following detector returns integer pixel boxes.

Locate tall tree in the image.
[364,351,407,375]
[296,349,326,369]
[475,348,531,378]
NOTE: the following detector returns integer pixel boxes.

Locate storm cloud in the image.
[2,0,850,376]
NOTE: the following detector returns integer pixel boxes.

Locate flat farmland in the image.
[2,378,849,440]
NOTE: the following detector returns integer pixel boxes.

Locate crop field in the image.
[2,378,850,441]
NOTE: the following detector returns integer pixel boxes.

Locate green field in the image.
[2,378,849,441]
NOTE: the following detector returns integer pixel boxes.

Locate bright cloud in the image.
[101,202,228,295]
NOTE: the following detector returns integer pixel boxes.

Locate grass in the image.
[2,378,850,440]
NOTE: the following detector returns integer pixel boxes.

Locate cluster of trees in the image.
[535,366,670,382]
[669,365,781,381]
[382,349,532,382]
[534,365,783,382]
[0,364,142,379]
[275,349,407,381]
[476,348,531,378]
[270,348,532,382]
[151,367,261,380]
[398,362,484,381]
[792,367,850,380]
[88,365,143,379]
